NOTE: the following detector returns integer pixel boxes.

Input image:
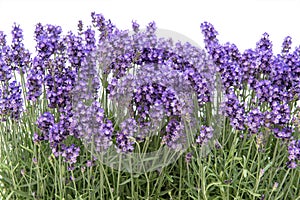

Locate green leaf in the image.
[243,169,248,178]
[165,174,174,183]
[119,178,132,186]
[243,189,261,197]
[12,189,33,199]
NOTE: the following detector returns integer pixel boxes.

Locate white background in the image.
[0,0,300,54]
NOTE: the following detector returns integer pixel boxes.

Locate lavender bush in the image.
[0,13,299,199]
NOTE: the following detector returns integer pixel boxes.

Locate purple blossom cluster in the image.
[0,30,24,121]
[104,21,213,107]
[0,56,12,82]
[30,19,106,167]
[222,90,246,131]
[287,139,300,168]
[201,21,300,168]
[133,84,181,120]
[10,23,31,73]
[0,34,12,82]
[34,23,63,60]
[1,11,298,171]
[35,112,54,141]
[196,126,214,146]
[115,118,138,153]
[26,24,64,102]
[71,101,113,153]
[28,21,106,168]
[109,62,199,148]
[44,64,76,111]
[66,32,85,70]
[61,144,80,165]
[162,119,185,150]
[246,108,264,134]
[0,81,23,120]
[26,56,44,101]
[35,110,81,166]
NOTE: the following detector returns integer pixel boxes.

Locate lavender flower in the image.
[270,101,291,126]
[281,36,292,55]
[61,144,80,165]
[77,20,83,34]
[0,56,12,82]
[287,139,300,168]
[185,152,193,163]
[66,32,85,70]
[200,22,219,54]
[0,81,23,120]
[115,118,137,153]
[255,32,273,75]
[272,127,292,139]
[26,56,44,101]
[0,31,6,47]
[84,27,96,53]
[246,108,264,134]
[240,49,259,85]
[10,23,31,73]
[254,80,279,104]
[36,112,55,136]
[222,90,245,130]
[162,119,185,150]
[45,59,76,111]
[91,12,115,40]
[196,126,214,146]
[34,23,62,60]
[71,101,113,153]
[132,20,140,33]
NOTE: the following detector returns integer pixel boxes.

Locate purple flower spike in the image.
[222,90,245,130]
[10,23,31,73]
[115,118,137,153]
[162,119,185,151]
[196,126,214,146]
[0,81,23,120]
[36,112,55,140]
[61,144,80,165]
[287,139,300,168]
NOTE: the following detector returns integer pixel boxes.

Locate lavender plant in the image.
[0,13,299,200]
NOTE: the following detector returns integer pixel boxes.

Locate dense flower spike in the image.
[132,20,140,33]
[61,144,80,165]
[44,52,76,111]
[66,32,85,70]
[196,126,214,146]
[255,32,273,75]
[0,31,6,47]
[91,12,115,40]
[246,108,264,134]
[0,81,23,120]
[10,23,31,73]
[84,27,96,53]
[71,101,113,152]
[287,139,300,168]
[281,36,292,55]
[162,119,185,150]
[115,118,138,153]
[239,49,258,85]
[0,56,12,82]
[34,23,63,60]
[270,101,291,126]
[222,90,246,130]
[200,22,219,54]
[26,56,44,101]
[36,112,55,141]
